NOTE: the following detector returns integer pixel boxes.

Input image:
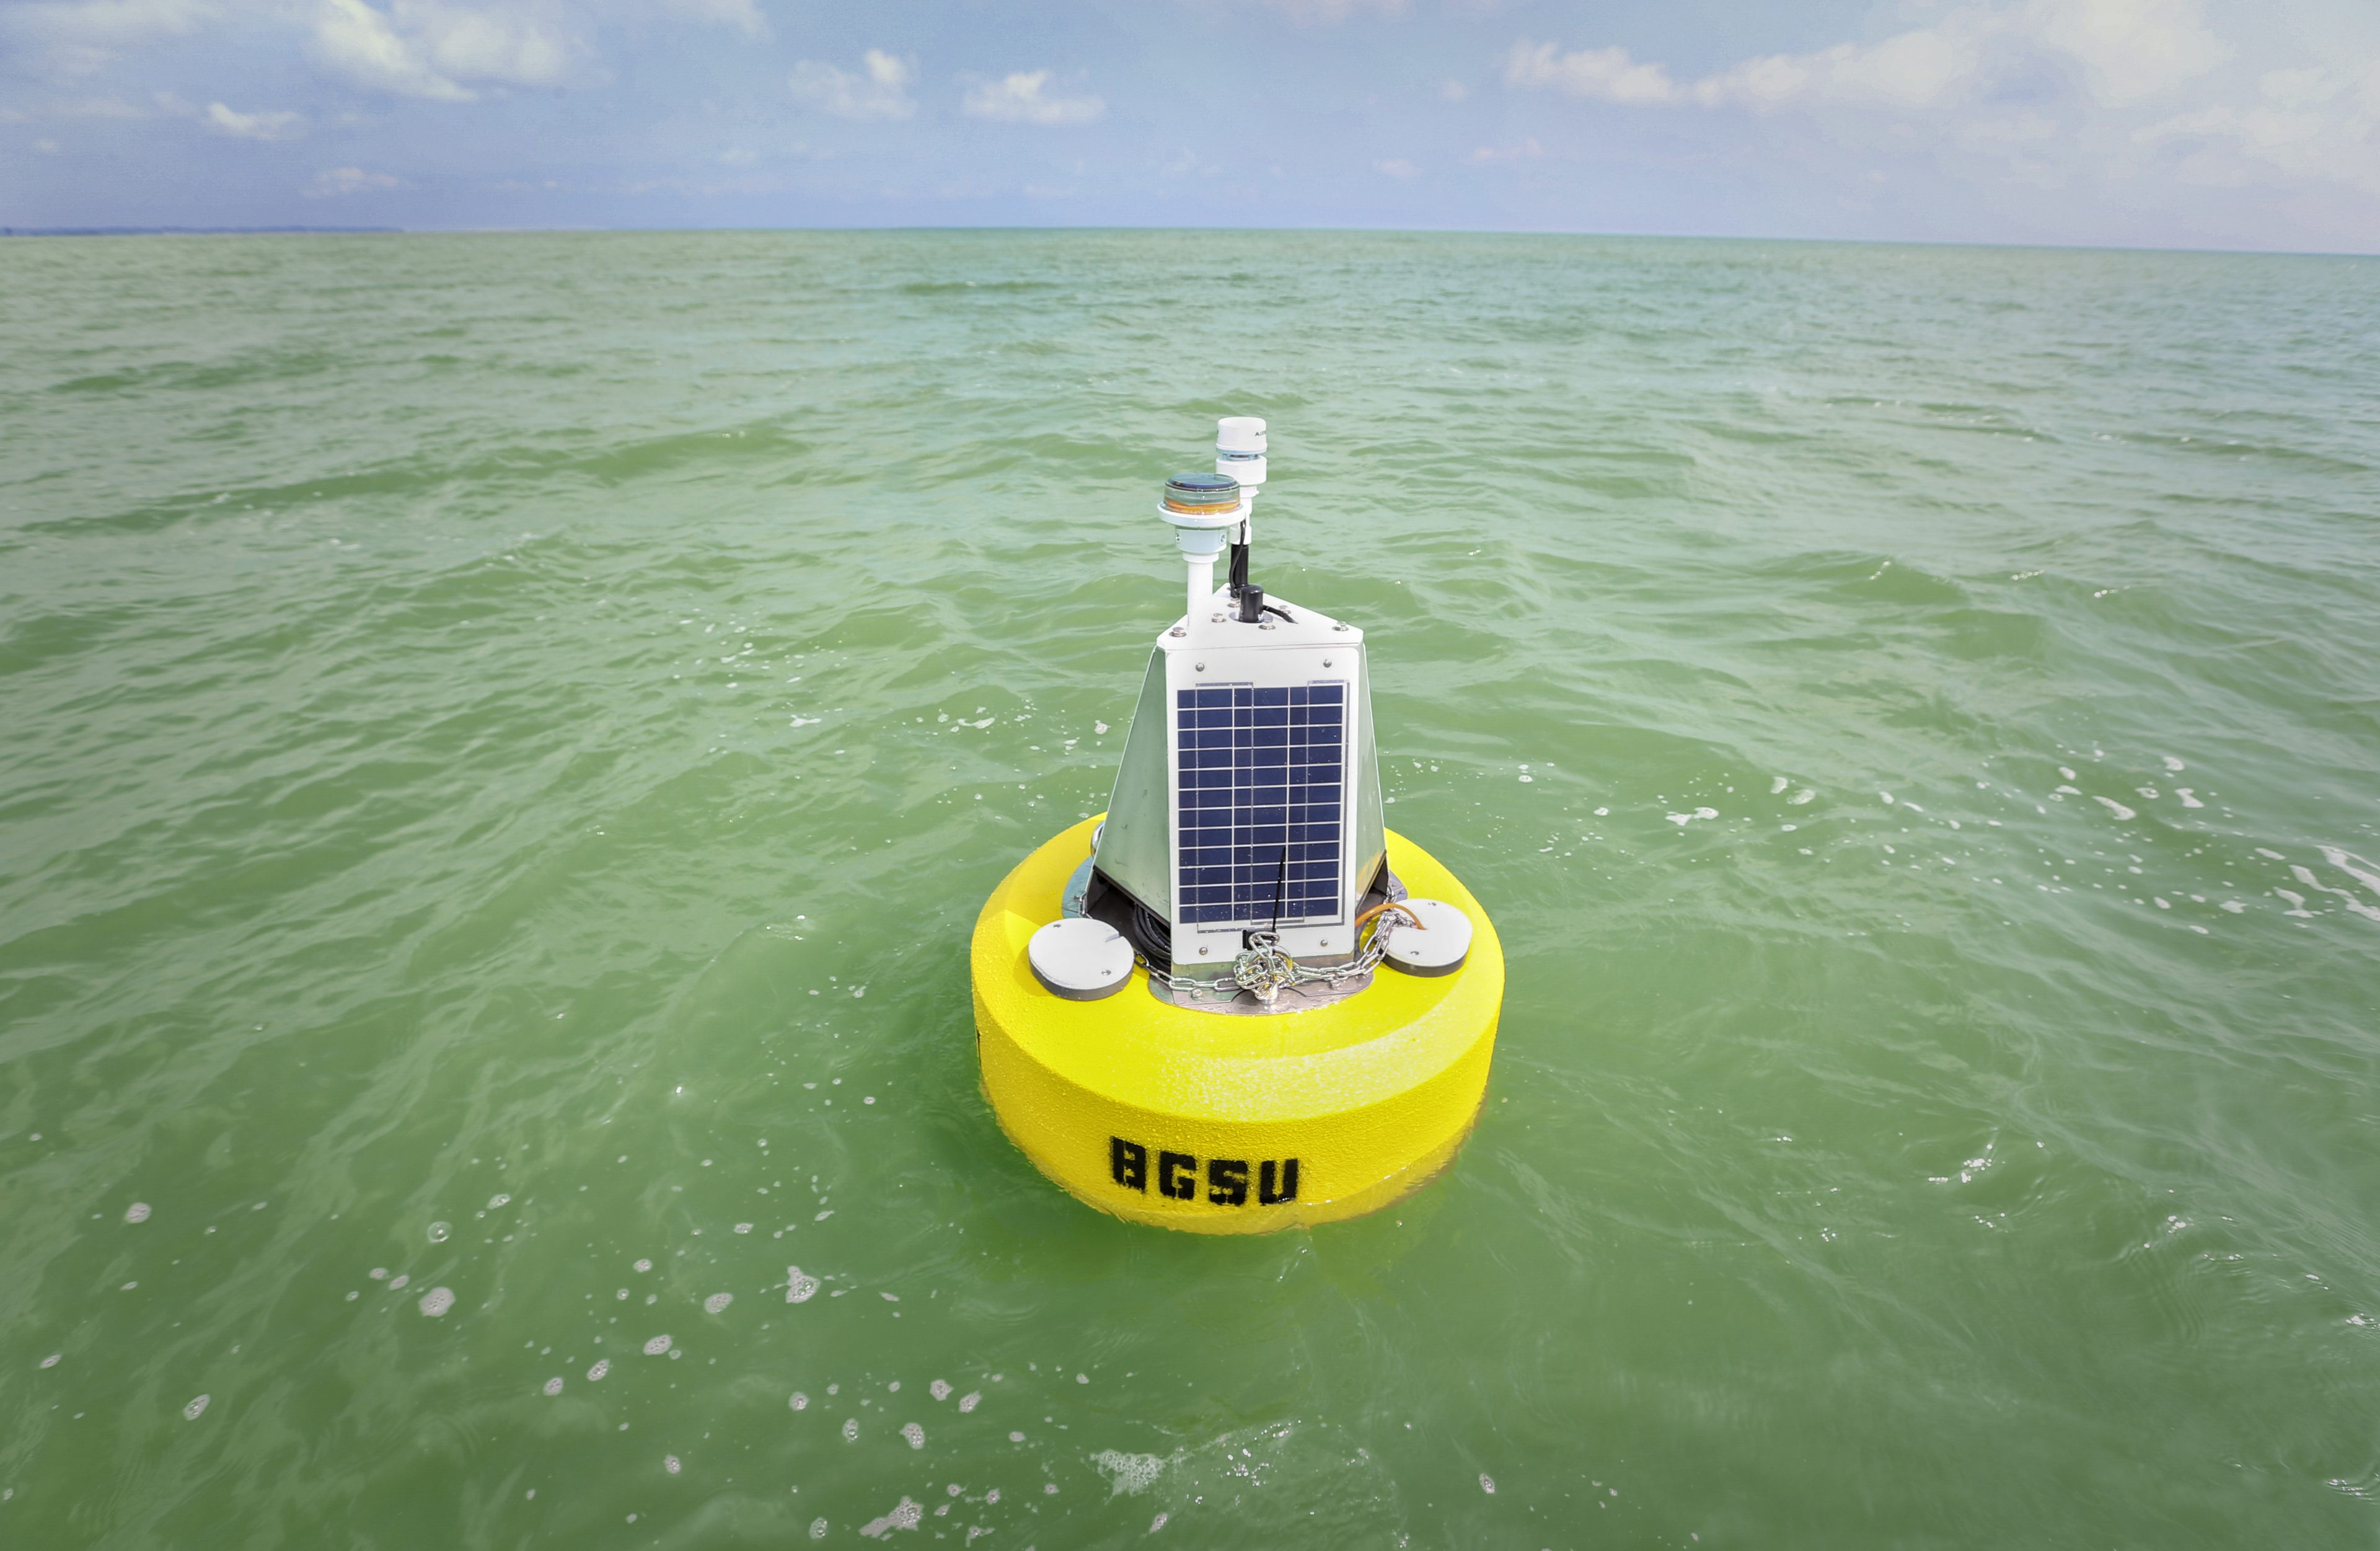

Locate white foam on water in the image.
[125,1203,151,1224]
[2294,863,2380,921]
[2221,900,2246,912]
[809,1519,827,1539]
[1095,1450,1165,1495]
[426,1222,451,1244]
[788,1267,819,1303]
[664,1454,681,1475]
[734,1223,753,1234]
[40,1354,61,1369]
[930,1379,951,1400]
[859,1496,923,1537]
[2320,847,2380,899]
[542,1377,563,1396]
[902,1423,925,1449]
[2163,755,2186,771]
[2276,889,2315,918]
[369,1268,387,1279]
[1771,776,1789,794]
[1151,1513,1169,1531]
[183,1394,209,1420]
[790,1390,808,1410]
[644,1334,672,1355]
[705,1292,734,1314]
[2177,788,2203,807]
[2093,797,2136,820]
[1789,789,1814,805]
[843,1418,859,1441]
[487,1193,510,1209]
[589,1359,610,1380]
[959,1392,981,1412]
[419,1286,455,1316]
[2257,847,2287,860]
[633,1258,652,1272]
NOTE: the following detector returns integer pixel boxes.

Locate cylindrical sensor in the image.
[1163,471,1241,516]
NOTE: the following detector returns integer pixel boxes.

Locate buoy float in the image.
[972,417,1503,1233]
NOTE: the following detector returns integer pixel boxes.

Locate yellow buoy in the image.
[974,815,1502,1232]
[970,415,1503,1232]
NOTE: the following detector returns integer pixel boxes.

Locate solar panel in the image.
[1175,682,1347,927]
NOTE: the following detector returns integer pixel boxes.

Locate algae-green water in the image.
[4,231,2378,1548]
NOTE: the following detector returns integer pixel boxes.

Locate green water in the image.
[3,230,2378,1549]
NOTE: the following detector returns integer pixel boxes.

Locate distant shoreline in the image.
[0,226,403,237]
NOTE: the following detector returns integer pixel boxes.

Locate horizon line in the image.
[3,224,2371,262]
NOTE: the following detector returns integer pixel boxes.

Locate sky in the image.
[3,0,2378,250]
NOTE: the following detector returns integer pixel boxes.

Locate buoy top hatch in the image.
[1088,418,1388,989]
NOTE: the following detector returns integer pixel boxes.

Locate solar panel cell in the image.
[1176,683,1351,927]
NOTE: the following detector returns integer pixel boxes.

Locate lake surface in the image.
[2,229,2378,1547]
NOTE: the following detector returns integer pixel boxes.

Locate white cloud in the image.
[208,100,306,139]
[309,0,581,102]
[1246,0,1408,20]
[961,71,1104,126]
[0,95,149,120]
[7,0,214,48]
[308,164,403,195]
[3,0,214,73]
[1470,137,1542,162]
[659,0,767,38]
[2029,0,2229,105]
[1507,0,2230,114]
[2135,59,2380,194]
[1373,157,1419,178]
[1504,43,1683,105]
[1502,1,2380,242]
[788,50,915,120]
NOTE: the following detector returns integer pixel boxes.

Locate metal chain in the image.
[1139,916,1406,1005]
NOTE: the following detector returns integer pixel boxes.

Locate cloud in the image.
[961,71,1104,126]
[658,0,767,38]
[788,50,915,120]
[3,0,214,73]
[1241,0,1408,20]
[0,95,149,121]
[1470,137,1541,162]
[1504,43,1682,105]
[6,0,214,48]
[309,164,403,195]
[2134,60,2380,195]
[207,100,306,139]
[1507,0,2231,113]
[1372,157,1419,178]
[309,0,582,102]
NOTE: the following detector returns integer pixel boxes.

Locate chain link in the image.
[1139,914,1407,1004]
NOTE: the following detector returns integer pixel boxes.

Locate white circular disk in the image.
[1028,918,1134,1001]
[1380,898,1473,976]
